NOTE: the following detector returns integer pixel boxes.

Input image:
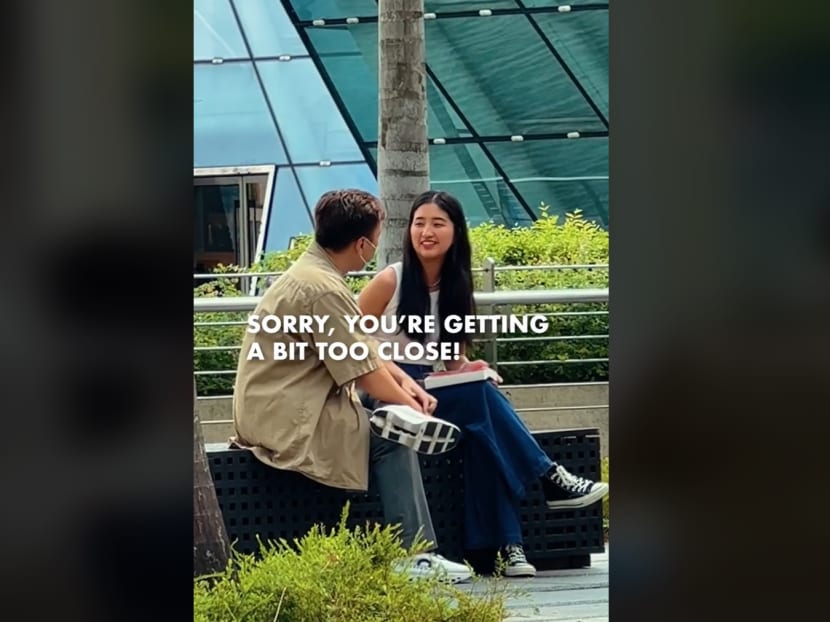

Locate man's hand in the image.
[384,361,438,414]
[356,367,428,414]
[399,375,438,415]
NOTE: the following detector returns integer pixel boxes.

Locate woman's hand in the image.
[460,359,503,385]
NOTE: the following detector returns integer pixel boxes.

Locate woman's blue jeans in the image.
[398,363,554,550]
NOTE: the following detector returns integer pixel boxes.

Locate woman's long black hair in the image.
[398,191,476,347]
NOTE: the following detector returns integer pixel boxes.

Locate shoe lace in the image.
[552,465,593,494]
[504,544,528,565]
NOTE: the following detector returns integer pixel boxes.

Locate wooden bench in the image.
[206,427,605,573]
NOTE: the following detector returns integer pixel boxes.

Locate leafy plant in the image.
[194,504,512,622]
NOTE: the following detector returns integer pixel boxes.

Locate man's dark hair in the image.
[313,189,385,251]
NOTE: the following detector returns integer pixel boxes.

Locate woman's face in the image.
[410,202,455,261]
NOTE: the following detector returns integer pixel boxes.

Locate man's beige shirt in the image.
[231,242,381,491]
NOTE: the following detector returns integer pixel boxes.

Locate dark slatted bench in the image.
[206,427,605,574]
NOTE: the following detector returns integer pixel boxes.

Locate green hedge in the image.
[194,208,608,396]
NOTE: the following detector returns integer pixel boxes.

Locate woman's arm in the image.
[357,268,439,411]
[357,266,397,318]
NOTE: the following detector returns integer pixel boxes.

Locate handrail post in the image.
[482,257,499,370]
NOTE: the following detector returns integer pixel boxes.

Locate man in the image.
[231,189,470,583]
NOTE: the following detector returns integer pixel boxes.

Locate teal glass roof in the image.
[193,0,608,250]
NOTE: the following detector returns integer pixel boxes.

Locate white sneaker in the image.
[501,544,537,578]
[370,404,461,455]
[395,552,472,584]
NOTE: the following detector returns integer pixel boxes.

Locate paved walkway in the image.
[463,547,608,622]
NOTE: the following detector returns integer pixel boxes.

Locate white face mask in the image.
[358,236,377,267]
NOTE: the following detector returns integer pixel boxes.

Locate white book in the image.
[423,367,499,390]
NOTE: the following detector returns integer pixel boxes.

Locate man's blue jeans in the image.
[398,364,554,550]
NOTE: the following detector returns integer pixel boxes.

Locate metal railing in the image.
[194,259,609,395]
[192,262,609,283]
[193,288,608,313]
[192,265,608,450]
[195,293,607,393]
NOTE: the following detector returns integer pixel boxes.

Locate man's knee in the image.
[371,436,421,469]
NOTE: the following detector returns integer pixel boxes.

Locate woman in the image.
[358,190,609,578]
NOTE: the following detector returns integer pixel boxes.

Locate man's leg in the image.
[369,431,437,551]
[369,423,472,584]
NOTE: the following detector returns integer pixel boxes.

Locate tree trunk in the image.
[193,378,230,576]
[377,0,430,269]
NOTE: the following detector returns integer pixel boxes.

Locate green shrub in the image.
[194,505,511,622]
[193,267,251,396]
[466,208,608,384]
[194,208,608,394]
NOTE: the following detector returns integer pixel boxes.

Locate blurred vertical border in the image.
[0,2,193,621]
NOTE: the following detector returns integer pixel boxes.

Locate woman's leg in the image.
[432,381,553,500]
[391,366,520,549]
[460,433,525,550]
[435,380,609,511]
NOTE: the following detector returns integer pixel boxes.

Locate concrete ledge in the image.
[198,382,609,456]
[503,383,609,456]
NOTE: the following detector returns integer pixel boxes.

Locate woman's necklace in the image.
[427,278,441,290]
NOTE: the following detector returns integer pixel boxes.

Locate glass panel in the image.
[306,23,368,55]
[427,79,472,140]
[485,138,608,226]
[257,59,363,163]
[306,26,377,140]
[266,169,313,251]
[429,144,531,227]
[425,1,519,10]
[523,0,603,6]
[287,0,379,21]
[194,182,241,272]
[369,145,531,228]
[194,63,288,167]
[193,0,248,60]
[425,15,606,135]
[533,11,608,118]
[294,163,378,207]
[287,0,529,19]
[235,0,307,57]
[307,24,469,141]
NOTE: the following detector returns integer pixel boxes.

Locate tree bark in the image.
[193,378,230,576]
[377,0,430,269]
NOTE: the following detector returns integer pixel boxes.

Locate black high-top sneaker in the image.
[501,544,536,578]
[542,463,609,510]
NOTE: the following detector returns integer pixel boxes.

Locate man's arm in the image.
[385,360,415,384]
[356,365,430,413]
[357,269,436,412]
[383,360,436,414]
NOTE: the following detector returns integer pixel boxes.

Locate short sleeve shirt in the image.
[231,242,381,491]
